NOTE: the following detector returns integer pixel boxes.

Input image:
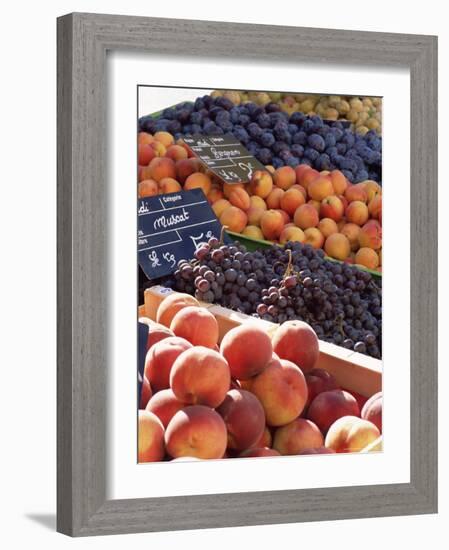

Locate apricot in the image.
[249,170,273,198]
[273,418,324,455]
[138,179,159,198]
[307,390,360,433]
[305,368,339,408]
[318,218,338,238]
[217,389,266,451]
[249,195,268,210]
[139,164,153,182]
[355,247,379,269]
[212,199,231,218]
[320,195,344,222]
[165,405,227,459]
[148,157,177,182]
[325,416,380,453]
[165,144,188,161]
[266,188,285,209]
[295,164,311,184]
[156,293,200,328]
[146,388,185,428]
[279,226,306,245]
[239,447,280,458]
[341,223,361,251]
[138,410,165,463]
[273,166,296,190]
[138,143,156,166]
[345,183,368,203]
[280,187,306,216]
[229,187,251,211]
[247,207,265,227]
[324,233,351,261]
[151,141,167,157]
[176,158,201,184]
[292,184,308,200]
[358,219,382,249]
[304,228,325,249]
[329,170,348,195]
[272,320,319,373]
[184,172,212,196]
[223,182,244,199]
[144,336,192,391]
[368,195,382,219]
[170,346,230,408]
[154,131,175,148]
[338,194,349,211]
[242,225,264,240]
[207,187,224,204]
[363,180,382,202]
[220,323,273,380]
[361,391,382,433]
[260,209,285,241]
[158,177,182,194]
[299,168,320,189]
[220,206,248,233]
[294,204,319,230]
[345,201,369,226]
[251,359,308,427]
[307,199,321,214]
[308,175,334,201]
[138,132,155,145]
[170,306,219,349]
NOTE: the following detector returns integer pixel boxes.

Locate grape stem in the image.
[219,225,228,246]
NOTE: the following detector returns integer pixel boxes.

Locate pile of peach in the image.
[137,130,382,272]
[138,293,382,462]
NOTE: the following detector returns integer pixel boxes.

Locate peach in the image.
[358,219,382,249]
[345,183,368,203]
[266,188,285,209]
[242,225,264,240]
[280,187,306,216]
[217,389,266,451]
[154,131,175,148]
[220,206,248,233]
[279,226,306,245]
[363,180,382,202]
[165,144,188,162]
[299,168,320,190]
[276,209,290,225]
[148,157,177,182]
[138,410,165,463]
[239,447,280,458]
[223,182,245,199]
[249,170,273,198]
[138,179,159,198]
[368,195,382,219]
[158,177,182,194]
[298,447,335,455]
[260,210,285,240]
[251,359,308,427]
[165,405,227,459]
[177,139,194,157]
[307,175,334,201]
[184,172,212,196]
[320,195,344,222]
[329,170,348,195]
[212,198,232,218]
[361,392,382,433]
[251,426,272,449]
[229,187,251,211]
[305,368,339,408]
[324,233,351,261]
[176,158,201,184]
[170,347,230,408]
[156,293,200,328]
[139,164,154,182]
[207,187,224,204]
[355,247,379,269]
[325,415,380,453]
[295,164,311,184]
[145,322,175,351]
[139,375,152,409]
[138,132,155,146]
[318,218,338,238]
[247,207,265,227]
[343,388,368,410]
[272,320,319,373]
[273,166,296,190]
[307,199,321,214]
[170,306,219,348]
[294,204,319,229]
[150,140,167,157]
[291,184,308,200]
[220,323,273,380]
[341,223,361,251]
[338,194,349,211]
[307,389,360,433]
[304,228,325,249]
[146,388,185,428]
[138,143,156,166]
[144,336,192,391]
[273,418,324,455]
[345,201,369,226]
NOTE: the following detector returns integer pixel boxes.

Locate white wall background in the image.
[0,1,445,548]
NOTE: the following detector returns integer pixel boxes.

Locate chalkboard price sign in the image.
[138,188,225,279]
[182,134,266,185]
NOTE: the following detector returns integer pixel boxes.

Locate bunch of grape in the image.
[163,237,382,359]
[138,95,382,185]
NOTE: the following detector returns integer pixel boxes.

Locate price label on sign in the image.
[138,188,229,280]
[182,134,266,185]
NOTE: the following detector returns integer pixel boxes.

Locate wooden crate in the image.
[142,286,382,399]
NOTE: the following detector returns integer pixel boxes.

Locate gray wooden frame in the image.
[57,12,438,537]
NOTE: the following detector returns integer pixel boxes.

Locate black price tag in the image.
[138,188,225,279]
[182,134,266,184]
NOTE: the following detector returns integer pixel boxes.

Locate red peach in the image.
[305,368,339,408]
[239,447,280,458]
[144,336,192,391]
[325,415,380,453]
[138,410,165,463]
[273,418,324,455]
[307,390,360,433]
[361,391,382,433]
[272,320,319,373]
[170,306,219,348]
[138,143,156,166]
[156,293,200,328]
[145,388,185,428]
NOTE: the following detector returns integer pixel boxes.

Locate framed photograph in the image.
[57,13,437,536]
